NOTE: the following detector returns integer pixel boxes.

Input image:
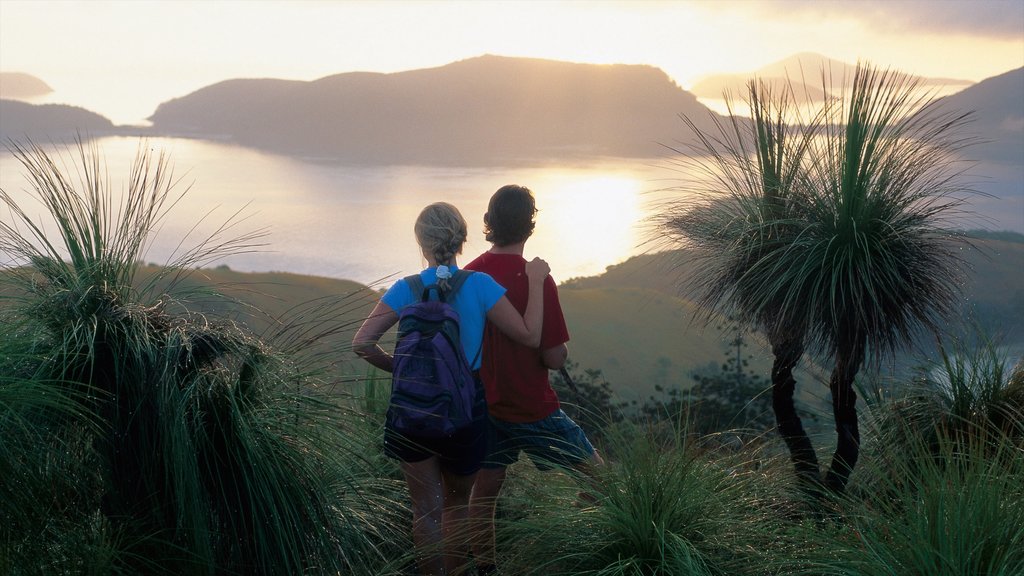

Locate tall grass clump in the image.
[809,417,1024,575]
[493,422,797,575]
[0,140,403,575]
[0,325,113,575]
[862,332,1024,467]
[759,340,1024,575]
[922,335,1024,445]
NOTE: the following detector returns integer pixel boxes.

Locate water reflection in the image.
[0,136,671,285]
[4,135,1018,285]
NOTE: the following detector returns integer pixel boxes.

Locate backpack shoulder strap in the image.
[445,269,473,300]
[404,274,427,302]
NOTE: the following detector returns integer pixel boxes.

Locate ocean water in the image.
[2,135,1020,287]
[0,136,677,286]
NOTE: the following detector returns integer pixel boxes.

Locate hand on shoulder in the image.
[525,257,550,281]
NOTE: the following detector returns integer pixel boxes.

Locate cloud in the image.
[752,0,1024,39]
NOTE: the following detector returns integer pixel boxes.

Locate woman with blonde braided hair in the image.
[354,202,550,576]
[414,202,467,291]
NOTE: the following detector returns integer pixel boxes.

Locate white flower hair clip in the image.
[435,265,452,279]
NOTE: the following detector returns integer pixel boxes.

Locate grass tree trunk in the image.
[770,335,820,492]
[823,338,865,493]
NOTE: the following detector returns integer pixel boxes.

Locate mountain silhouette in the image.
[0,99,114,141]
[147,55,723,166]
[2,56,1019,173]
[932,67,1023,165]
[690,52,973,102]
[0,72,53,99]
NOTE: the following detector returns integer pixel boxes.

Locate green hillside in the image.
[131,265,380,386]
[77,259,768,405]
[127,257,817,407]
[558,236,1024,401]
[62,234,1016,407]
[558,251,824,405]
[557,286,727,404]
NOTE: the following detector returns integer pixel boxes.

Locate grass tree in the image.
[660,77,824,490]
[0,140,401,574]
[660,63,977,493]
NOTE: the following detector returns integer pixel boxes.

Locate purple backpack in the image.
[387,270,479,438]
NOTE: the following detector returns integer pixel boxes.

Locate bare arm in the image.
[541,343,568,370]
[352,300,399,372]
[486,257,549,349]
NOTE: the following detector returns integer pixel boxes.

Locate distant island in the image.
[0,72,53,99]
[144,55,724,166]
[689,52,975,102]
[0,99,115,140]
[1,55,1021,171]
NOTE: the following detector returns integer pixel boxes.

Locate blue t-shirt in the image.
[381,266,505,370]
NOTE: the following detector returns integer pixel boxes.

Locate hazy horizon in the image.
[2,0,1022,125]
[1,0,1021,262]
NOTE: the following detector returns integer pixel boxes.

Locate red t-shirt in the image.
[465,251,570,422]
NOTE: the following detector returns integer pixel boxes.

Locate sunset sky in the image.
[2,0,1022,125]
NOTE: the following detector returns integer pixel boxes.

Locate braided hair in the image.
[414,202,467,291]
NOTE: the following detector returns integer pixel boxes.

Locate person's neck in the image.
[424,255,457,268]
[489,242,526,256]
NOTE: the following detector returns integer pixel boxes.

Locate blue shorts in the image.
[482,409,596,471]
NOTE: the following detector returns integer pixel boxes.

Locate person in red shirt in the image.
[466,185,604,576]
[353,202,550,576]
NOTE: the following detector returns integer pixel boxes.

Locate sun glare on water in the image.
[529,174,648,280]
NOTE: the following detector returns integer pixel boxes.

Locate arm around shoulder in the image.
[486,257,550,349]
[488,296,541,348]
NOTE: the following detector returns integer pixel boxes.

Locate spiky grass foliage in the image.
[0,140,404,574]
[659,77,819,337]
[786,344,1024,575]
[795,66,976,359]
[665,66,975,354]
[921,336,1024,443]
[0,325,114,575]
[858,333,1024,487]
[493,422,793,576]
[659,63,979,492]
[807,421,1024,576]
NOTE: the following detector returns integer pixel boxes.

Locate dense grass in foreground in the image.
[481,368,1024,576]
[2,141,1022,574]
[0,141,407,575]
